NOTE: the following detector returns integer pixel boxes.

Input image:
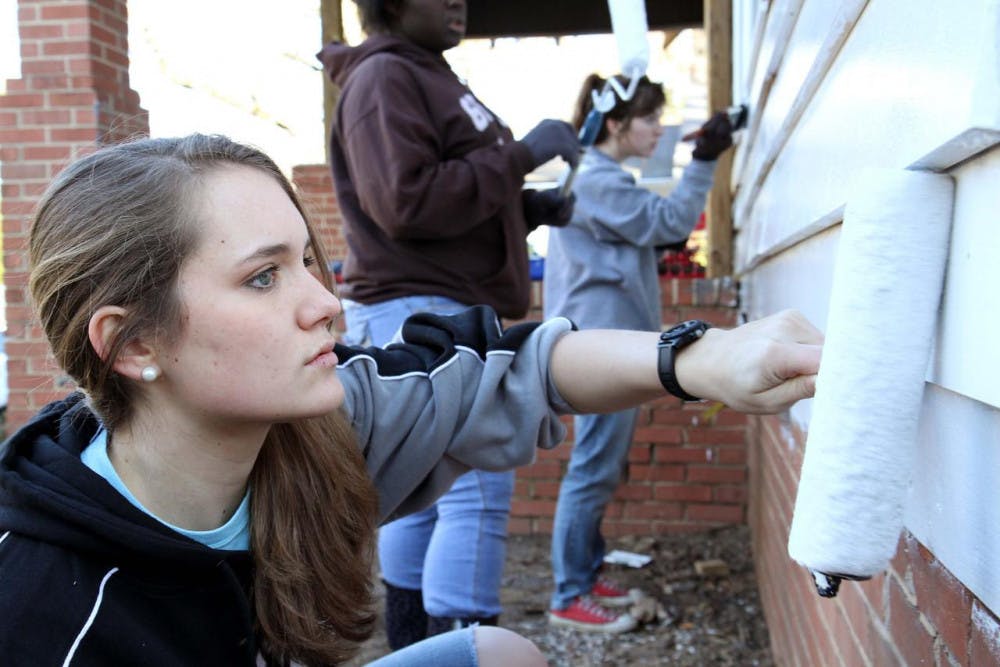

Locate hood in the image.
[317,34,450,87]
[0,393,234,572]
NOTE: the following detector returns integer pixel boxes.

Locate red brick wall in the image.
[1,0,147,428]
[751,413,1000,666]
[292,163,347,263]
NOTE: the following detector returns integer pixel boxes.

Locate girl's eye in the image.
[303,255,317,268]
[248,266,278,289]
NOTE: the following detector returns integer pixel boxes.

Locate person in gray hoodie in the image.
[544,73,735,632]
[317,0,580,650]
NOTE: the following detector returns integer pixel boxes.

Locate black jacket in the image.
[0,310,574,665]
[0,395,260,665]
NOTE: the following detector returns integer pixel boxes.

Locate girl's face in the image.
[395,0,466,53]
[618,107,665,159]
[157,166,345,427]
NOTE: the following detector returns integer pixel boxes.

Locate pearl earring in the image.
[140,366,160,383]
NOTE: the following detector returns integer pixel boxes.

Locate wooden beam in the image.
[704,0,733,277]
[320,0,344,164]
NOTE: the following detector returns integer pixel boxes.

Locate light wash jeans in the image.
[549,408,639,609]
[365,627,477,666]
[343,295,516,619]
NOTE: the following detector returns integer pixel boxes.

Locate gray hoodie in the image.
[543,147,716,331]
[336,306,573,522]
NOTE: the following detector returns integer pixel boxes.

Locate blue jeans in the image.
[343,295,516,618]
[549,409,638,609]
[365,627,476,666]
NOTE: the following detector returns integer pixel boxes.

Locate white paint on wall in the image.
[973,602,1000,658]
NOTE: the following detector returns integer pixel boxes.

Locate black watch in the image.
[657,320,712,401]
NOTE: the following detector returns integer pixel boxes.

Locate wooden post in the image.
[704,0,733,277]
[320,0,345,163]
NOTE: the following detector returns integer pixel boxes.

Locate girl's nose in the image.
[299,274,343,329]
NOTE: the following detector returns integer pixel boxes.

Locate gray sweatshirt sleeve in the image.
[335,306,574,523]
[576,153,717,247]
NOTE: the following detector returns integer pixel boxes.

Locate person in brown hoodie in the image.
[317,0,580,652]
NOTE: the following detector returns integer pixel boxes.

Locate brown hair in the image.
[571,73,667,145]
[28,134,378,665]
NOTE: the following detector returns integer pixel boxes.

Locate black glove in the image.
[521,119,581,168]
[656,239,689,253]
[692,111,733,161]
[522,188,575,230]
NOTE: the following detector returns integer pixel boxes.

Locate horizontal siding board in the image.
[906,385,1000,617]
[930,147,1000,407]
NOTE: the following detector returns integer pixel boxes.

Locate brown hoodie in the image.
[318,35,538,318]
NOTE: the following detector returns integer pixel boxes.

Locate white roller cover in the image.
[787,168,954,583]
[608,0,649,77]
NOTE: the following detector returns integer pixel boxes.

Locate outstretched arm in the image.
[549,310,822,415]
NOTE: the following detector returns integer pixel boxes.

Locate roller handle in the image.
[559,108,605,197]
[809,569,872,598]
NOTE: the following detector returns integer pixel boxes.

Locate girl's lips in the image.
[308,351,339,369]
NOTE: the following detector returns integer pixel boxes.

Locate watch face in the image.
[661,320,710,347]
[669,320,707,336]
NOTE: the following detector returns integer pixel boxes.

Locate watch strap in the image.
[657,322,708,401]
[657,340,702,401]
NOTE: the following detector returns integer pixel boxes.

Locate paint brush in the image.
[681,104,749,141]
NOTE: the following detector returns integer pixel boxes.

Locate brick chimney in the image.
[1,0,148,429]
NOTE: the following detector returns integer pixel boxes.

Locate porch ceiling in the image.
[465,0,703,38]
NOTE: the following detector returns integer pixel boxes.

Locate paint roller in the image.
[787,168,954,598]
[559,0,649,196]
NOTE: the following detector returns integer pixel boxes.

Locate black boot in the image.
[383,580,428,651]
[426,614,500,637]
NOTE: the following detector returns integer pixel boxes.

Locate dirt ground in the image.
[347,525,775,666]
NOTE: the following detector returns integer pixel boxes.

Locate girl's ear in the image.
[605,117,623,137]
[88,306,157,382]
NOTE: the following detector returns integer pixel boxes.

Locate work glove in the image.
[692,111,733,161]
[656,239,689,254]
[523,188,575,231]
[521,119,581,168]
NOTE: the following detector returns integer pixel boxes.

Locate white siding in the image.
[930,147,1000,408]
[907,385,1000,615]
[734,0,1000,614]
[733,0,999,272]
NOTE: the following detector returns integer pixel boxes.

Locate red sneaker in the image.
[548,597,638,633]
[590,576,637,607]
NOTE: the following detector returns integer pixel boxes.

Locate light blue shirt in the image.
[81,429,250,551]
